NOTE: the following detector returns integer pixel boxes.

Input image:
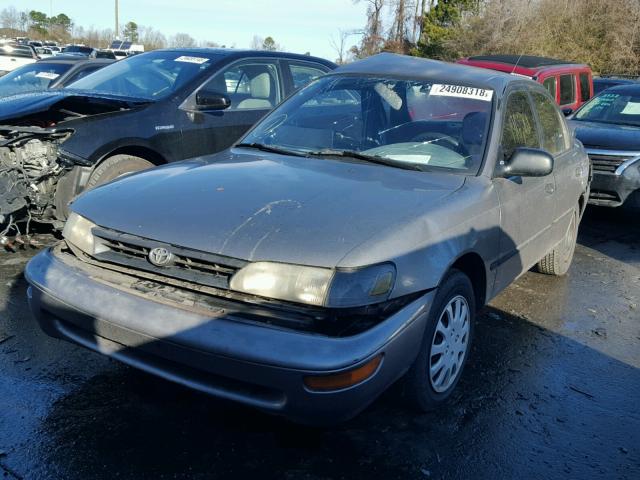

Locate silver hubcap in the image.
[429,295,470,393]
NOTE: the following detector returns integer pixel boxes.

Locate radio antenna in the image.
[510,53,524,75]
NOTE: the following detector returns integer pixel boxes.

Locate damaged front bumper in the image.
[25,245,434,424]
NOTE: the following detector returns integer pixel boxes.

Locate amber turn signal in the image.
[303,354,383,392]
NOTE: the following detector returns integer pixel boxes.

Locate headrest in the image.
[462,111,488,145]
[251,73,271,99]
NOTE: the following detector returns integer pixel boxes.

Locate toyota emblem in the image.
[148,247,174,267]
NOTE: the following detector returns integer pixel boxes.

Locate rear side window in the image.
[543,77,556,100]
[532,92,568,155]
[559,74,576,105]
[579,73,591,101]
[289,63,327,90]
[501,91,540,159]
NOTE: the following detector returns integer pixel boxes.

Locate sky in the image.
[0,0,369,60]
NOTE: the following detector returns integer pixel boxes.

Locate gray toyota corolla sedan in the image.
[25,53,590,424]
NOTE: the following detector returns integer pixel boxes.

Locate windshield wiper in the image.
[307,149,423,171]
[235,142,308,158]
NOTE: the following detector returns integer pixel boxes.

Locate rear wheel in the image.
[86,154,154,190]
[404,269,475,411]
[537,205,579,276]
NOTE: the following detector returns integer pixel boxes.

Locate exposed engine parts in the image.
[0,127,73,236]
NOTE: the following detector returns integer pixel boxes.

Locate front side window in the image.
[543,77,557,100]
[204,61,280,110]
[241,76,494,174]
[501,91,540,159]
[68,50,222,100]
[532,92,568,155]
[559,74,576,105]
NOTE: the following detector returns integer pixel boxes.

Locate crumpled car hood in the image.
[71,150,466,268]
[0,89,147,123]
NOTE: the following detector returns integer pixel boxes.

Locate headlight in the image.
[62,212,108,255]
[230,261,395,307]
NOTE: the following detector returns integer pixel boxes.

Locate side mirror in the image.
[195,90,231,110]
[562,108,573,116]
[496,148,554,178]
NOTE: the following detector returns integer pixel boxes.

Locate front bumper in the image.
[25,247,434,424]
[589,160,640,207]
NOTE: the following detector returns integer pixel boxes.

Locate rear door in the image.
[492,88,558,292]
[178,58,285,159]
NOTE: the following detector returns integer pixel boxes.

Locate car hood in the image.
[71,150,466,268]
[570,119,640,151]
[0,89,149,123]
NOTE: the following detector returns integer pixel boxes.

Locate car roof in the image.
[601,83,640,94]
[458,54,590,77]
[334,52,521,91]
[467,55,579,69]
[36,56,114,65]
[155,48,336,66]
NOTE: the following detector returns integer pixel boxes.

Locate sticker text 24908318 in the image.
[430,84,494,102]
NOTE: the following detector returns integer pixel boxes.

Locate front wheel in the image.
[404,269,475,411]
[86,155,155,190]
[537,205,579,276]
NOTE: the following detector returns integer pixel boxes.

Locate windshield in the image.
[241,75,493,173]
[0,62,71,95]
[67,50,221,100]
[574,91,640,126]
[63,46,93,55]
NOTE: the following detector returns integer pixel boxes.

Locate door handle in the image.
[545,183,555,194]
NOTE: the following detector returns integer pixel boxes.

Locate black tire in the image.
[86,155,154,190]
[537,205,579,276]
[404,269,475,411]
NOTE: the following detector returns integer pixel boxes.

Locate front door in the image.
[178,59,284,159]
[492,89,557,293]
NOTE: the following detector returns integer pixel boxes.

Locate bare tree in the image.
[0,6,20,31]
[170,32,196,48]
[330,29,357,64]
[353,0,386,58]
[139,26,167,50]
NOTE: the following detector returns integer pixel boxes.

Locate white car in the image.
[0,44,38,76]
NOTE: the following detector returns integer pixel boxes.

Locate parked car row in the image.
[0,48,593,423]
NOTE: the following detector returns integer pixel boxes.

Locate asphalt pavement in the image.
[0,206,638,479]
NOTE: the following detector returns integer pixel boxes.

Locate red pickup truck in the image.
[457,55,593,114]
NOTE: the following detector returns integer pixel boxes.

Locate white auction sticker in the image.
[35,72,60,80]
[430,84,493,102]
[174,55,209,64]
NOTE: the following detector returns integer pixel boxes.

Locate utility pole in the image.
[115,0,119,39]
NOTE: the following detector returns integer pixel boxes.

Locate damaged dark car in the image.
[0,48,335,237]
[25,53,590,423]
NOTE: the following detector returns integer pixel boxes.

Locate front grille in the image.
[586,149,640,173]
[91,227,247,290]
[589,190,621,203]
[588,153,629,173]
